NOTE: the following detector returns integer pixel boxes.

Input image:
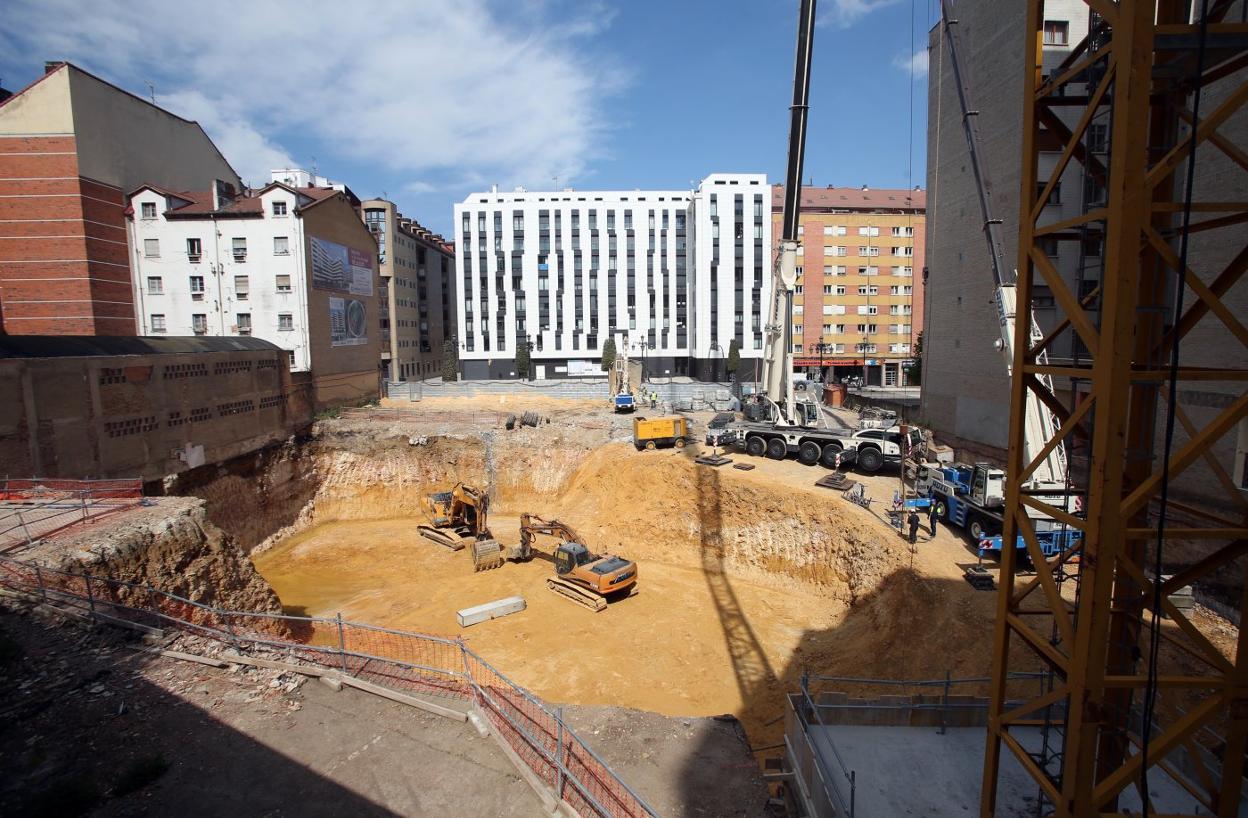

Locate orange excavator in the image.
[417,483,498,553]
[472,513,638,612]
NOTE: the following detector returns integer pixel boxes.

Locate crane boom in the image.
[760,0,817,426]
[941,0,1068,493]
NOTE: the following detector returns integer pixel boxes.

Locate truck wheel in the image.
[857,447,883,473]
[820,443,843,469]
[798,441,821,466]
[969,517,988,541]
[765,438,786,460]
[645,441,656,451]
[746,436,766,457]
[674,438,686,449]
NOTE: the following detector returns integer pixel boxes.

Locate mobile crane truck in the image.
[920,0,1083,561]
[727,11,863,470]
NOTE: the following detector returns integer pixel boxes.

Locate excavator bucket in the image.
[472,538,504,571]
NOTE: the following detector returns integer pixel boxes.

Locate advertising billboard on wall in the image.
[329,297,368,347]
[310,237,374,296]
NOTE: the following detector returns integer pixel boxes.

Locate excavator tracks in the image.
[417,525,466,551]
[546,577,609,612]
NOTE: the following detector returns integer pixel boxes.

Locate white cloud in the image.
[159,90,296,185]
[1,0,626,193]
[893,47,929,77]
[819,0,904,29]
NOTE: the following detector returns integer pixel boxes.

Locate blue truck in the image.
[613,392,636,413]
[917,463,1082,560]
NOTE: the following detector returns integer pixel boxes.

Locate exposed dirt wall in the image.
[37,498,281,615]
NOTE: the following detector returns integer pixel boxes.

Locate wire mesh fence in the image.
[0,554,658,818]
[0,478,145,552]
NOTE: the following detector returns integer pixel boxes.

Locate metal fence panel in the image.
[0,554,658,818]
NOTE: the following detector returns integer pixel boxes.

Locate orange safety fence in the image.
[0,555,657,818]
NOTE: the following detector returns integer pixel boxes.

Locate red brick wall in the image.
[0,135,135,335]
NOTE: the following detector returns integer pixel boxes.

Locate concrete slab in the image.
[457,595,526,627]
[815,725,1198,817]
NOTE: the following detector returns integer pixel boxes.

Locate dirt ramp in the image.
[535,444,907,600]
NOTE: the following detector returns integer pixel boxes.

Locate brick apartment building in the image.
[773,185,926,387]
[361,199,457,382]
[0,61,241,335]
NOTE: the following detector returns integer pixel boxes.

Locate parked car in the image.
[705,411,739,446]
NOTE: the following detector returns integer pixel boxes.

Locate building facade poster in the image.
[310,236,374,296]
[329,296,368,347]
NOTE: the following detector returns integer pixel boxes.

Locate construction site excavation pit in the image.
[200,399,1061,749]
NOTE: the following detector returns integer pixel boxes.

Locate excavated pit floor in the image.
[254,515,841,734]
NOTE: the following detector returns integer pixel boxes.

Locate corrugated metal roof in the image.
[0,335,283,359]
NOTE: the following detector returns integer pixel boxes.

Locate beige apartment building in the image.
[772,185,926,387]
[362,200,456,381]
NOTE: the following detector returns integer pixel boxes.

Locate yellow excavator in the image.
[472,513,638,612]
[417,483,498,553]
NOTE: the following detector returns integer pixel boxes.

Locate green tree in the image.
[601,338,617,372]
[515,338,531,379]
[442,338,459,382]
[905,331,923,386]
[726,338,741,374]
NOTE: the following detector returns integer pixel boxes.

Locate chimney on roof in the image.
[212,179,236,210]
[44,61,67,75]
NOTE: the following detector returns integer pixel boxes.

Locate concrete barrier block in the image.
[457,596,526,627]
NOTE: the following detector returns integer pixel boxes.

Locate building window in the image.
[272,200,288,216]
[1037,182,1061,206]
[146,276,163,295]
[192,314,207,334]
[150,314,166,333]
[141,202,157,219]
[235,275,249,299]
[187,237,202,261]
[1088,122,1108,153]
[823,285,833,295]
[1043,20,1069,46]
[232,237,246,261]
[274,236,289,255]
[276,274,292,293]
[287,351,297,368]
[860,246,880,257]
[144,238,160,257]
[236,313,252,334]
[278,313,293,331]
[190,275,204,298]
[858,226,879,237]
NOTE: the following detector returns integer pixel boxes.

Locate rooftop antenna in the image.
[553,174,559,190]
[145,81,156,105]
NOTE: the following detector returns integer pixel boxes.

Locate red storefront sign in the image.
[792,358,864,367]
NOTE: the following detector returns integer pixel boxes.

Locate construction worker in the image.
[649,390,657,409]
[907,510,920,545]
[927,501,938,537]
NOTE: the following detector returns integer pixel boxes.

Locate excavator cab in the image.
[554,542,591,575]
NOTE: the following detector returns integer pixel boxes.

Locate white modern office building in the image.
[453,173,771,380]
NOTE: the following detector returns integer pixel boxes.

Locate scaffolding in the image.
[982,2,1248,816]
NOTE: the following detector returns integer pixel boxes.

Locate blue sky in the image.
[1,0,936,238]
